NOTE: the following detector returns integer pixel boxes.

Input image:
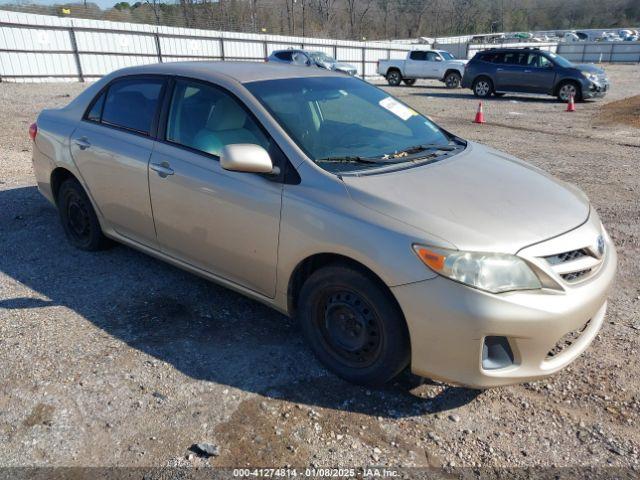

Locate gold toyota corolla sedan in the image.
[30,62,617,388]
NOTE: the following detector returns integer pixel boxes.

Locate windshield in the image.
[547,51,573,68]
[309,52,335,64]
[246,76,454,174]
[440,51,456,60]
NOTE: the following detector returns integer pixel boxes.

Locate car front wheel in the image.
[473,77,493,97]
[557,81,582,102]
[297,265,410,386]
[386,70,402,86]
[57,178,110,251]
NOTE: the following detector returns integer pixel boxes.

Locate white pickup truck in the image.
[377,49,467,88]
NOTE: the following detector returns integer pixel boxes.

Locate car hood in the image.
[573,63,605,74]
[342,142,590,254]
[333,62,357,71]
[449,59,468,65]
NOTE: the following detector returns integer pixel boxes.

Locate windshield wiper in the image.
[393,143,459,155]
[317,144,462,166]
[316,156,380,164]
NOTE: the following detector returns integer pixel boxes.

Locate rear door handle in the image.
[524,69,532,73]
[496,68,504,71]
[150,161,174,178]
[73,137,91,150]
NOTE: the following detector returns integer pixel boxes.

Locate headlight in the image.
[581,71,598,82]
[413,245,541,293]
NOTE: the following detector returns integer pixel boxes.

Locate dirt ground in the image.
[597,94,640,129]
[0,64,639,472]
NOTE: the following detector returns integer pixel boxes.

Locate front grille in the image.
[561,269,592,282]
[547,319,591,358]
[544,248,588,265]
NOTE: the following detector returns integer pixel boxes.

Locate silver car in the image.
[31,62,616,388]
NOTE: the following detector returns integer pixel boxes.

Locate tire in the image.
[403,78,416,86]
[386,69,402,86]
[57,178,110,251]
[557,81,582,102]
[472,76,493,97]
[297,265,410,386]
[444,71,461,89]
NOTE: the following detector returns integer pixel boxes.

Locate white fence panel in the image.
[223,39,264,59]
[75,30,156,54]
[0,51,76,76]
[0,10,414,81]
[160,36,221,58]
[0,25,71,51]
[558,41,640,63]
[80,54,157,76]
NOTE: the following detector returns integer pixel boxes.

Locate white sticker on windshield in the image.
[379,97,417,121]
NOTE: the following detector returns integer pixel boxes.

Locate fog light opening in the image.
[482,336,514,370]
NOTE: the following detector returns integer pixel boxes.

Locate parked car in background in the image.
[462,48,609,101]
[377,49,467,87]
[30,62,616,388]
[268,49,358,76]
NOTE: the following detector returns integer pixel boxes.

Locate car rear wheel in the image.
[386,70,402,86]
[444,71,461,89]
[557,81,582,102]
[403,78,416,86]
[473,77,493,97]
[57,178,110,251]
[297,265,410,386]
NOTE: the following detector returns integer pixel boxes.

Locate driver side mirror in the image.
[435,56,443,61]
[220,144,278,175]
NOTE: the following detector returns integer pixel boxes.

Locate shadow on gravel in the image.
[0,186,481,417]
[408,89,562,103]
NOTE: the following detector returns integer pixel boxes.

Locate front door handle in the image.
[496,67,504,71]
[524,69,532,73]
[73,137,91,150]
[150,161,174,178]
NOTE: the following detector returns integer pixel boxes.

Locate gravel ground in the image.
[0,64,639,471]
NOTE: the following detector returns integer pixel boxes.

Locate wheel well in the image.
[386,67,401,76]
[50,167,77,204]
[444,69,461,78]
[287,253,398,318]
[473,74,492,85]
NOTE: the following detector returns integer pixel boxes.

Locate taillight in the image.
[29,122,37,141]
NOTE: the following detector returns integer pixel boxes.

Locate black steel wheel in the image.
[57,178,110,251]
[297,265,410,386]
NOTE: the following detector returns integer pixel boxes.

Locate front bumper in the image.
[582,78,609,99]
[392,231,617,388]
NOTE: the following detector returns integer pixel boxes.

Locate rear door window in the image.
[100,78,164,135]
[409,51,427,61]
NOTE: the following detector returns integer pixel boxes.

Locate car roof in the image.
[107,60,341,84]
[481,47,545,53]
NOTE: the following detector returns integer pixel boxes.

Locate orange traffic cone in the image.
[474,101,485,124]
[566,94,576,112]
